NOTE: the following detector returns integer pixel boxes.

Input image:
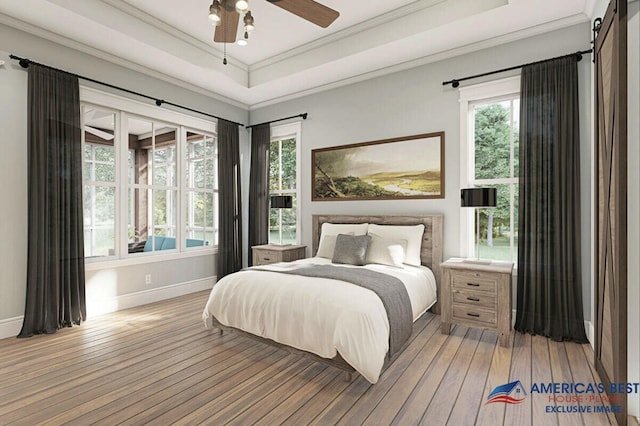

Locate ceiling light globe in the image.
[245,23,255,32]
[235,0,249,13]
[237,39,248,46]
[208,3,221,25]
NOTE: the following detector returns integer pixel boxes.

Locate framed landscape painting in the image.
[312,132,445,201]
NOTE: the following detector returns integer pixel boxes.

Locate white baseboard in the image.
[88,276,216,317]
[0,316,24,340]
[0,276,216,340]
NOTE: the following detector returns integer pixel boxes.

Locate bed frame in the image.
[210,214,444,381]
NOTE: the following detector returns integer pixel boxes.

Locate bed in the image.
[202,214,443,383]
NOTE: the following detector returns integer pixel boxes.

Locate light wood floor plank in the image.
[280,371,353,425]
[446,330,498,426]
[549,338,585,426]
[358,315,446,426]
[504,332,532,426]
[390,324,468,425]
[0,291,617,425]
[565,341,614,425]
[530,335,557,426]
[336,313,437,425]
[418,327,484,425]
[475,330,514,426]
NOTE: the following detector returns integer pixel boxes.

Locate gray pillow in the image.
[332,234,372,266]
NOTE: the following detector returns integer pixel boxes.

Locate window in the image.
[459,77,520,262]
[269,123,301,245]
[81,88,217,261]
[185,131,217,246]
[83,110,116,257]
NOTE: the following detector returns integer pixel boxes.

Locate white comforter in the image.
[202,257,437,383]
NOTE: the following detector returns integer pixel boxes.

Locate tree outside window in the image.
[471,97,519,262]
[269,136,297,244]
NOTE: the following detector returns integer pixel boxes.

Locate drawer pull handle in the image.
[467,297,480,302]
[467,312,481,318]
[467,282,481,287]
[263,257,271,261]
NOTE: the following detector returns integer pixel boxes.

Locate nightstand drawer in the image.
[452,290,497,309]
[254,250,279,265]
[451,272,497,294]
[452,304,497,327]
[252,244,307,266]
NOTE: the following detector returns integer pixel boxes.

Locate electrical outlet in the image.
[145,274,151,285]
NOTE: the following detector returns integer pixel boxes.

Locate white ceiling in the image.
[0,0,594,109]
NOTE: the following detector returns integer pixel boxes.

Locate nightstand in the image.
[251,244,307,266]
[440,258,514,347]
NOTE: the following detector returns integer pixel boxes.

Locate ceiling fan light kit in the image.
[208,1,222,25]
[209,0,339,64]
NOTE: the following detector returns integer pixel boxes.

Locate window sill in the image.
[85,247,217,271]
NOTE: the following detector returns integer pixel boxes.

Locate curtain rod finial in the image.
[302,113,308,120]
[452,80,460,88]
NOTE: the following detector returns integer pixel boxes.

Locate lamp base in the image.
[462,258,493,265]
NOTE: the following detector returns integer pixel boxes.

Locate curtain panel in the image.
[514,56,588,343]
[217,119,243,279]
[247,123,271,266]
[19,64,86,337]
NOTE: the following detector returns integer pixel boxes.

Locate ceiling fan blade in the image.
[214,3,239,43]
[267,0,339,28]
[85,125,114,141]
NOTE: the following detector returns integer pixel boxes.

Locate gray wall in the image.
[0,23,249,325]
[250,23,594,320]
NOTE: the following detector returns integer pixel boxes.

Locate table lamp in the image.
[461,187,497,263]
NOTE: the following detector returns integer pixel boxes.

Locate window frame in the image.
[81,87,217,267]
[268,122,301,245]
[458,76,520,261]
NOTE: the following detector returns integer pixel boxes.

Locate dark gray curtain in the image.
[19,64,86,338]
[514,56,587,343]
[247,124,271,266]
[217,119,243,279]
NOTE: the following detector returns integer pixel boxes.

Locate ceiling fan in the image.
[208,0,340,45]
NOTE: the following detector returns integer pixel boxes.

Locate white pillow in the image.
[366,233,407,267]
[367,223,425,266]
[316,223,368,258]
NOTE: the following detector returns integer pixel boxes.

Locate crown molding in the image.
[249,14,588,109]
[0,13,249,110]
[250,0,447,72]
[100,0,248,72]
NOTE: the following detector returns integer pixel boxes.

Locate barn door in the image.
[594,0,627,424]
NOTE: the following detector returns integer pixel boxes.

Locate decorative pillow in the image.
[316,223,368,258]
[366,233,407,267]
[367,224,425,266]
[331,234,372,266]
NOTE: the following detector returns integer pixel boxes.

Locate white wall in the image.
[0,24,249,338]
[250,23,594,319]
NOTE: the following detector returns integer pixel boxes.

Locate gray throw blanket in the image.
[252,264,413,358]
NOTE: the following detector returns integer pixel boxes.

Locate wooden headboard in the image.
[312,214,444,312]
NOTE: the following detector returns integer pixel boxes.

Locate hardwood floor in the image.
[0,291,620,425]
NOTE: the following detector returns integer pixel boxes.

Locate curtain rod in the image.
[246,113,308,129]
[9,54,245,127]
[442,49,593,88]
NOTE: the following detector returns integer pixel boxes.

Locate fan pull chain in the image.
[223,42,227,65]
